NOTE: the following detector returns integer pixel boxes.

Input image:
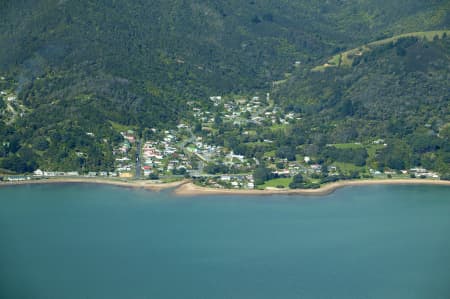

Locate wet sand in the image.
[1,177,449,196]
[173,179,450,196]
[0,177,187,191]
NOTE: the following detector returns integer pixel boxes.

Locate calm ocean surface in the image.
[0,184,449,299]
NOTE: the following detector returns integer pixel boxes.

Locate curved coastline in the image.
[1,178,449,196]
[0,177,187,191]
[173,179,450,196]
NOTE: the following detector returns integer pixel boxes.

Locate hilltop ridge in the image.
[313,30,450,71]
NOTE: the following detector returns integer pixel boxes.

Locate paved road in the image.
[135,140,141,178]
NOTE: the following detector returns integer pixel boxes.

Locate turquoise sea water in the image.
[0,184,449,299]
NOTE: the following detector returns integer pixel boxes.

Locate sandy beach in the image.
[173,179,450,196]
[1,177,449,196]
[0,177,187,191]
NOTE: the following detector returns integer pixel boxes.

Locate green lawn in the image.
[333,162,367,174]
[185,144,196,152]
[330,142,385,169]
[270,124,289,131]
[160,177,184,183]
[262,178,292,189]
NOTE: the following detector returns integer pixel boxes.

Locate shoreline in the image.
[173,179,450,196]
[0,177,188,191]
[1,177,449,196]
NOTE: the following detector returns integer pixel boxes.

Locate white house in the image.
[220,175,231,181]
[33,169,44,176]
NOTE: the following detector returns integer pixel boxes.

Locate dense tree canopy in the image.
[0,1,449,173]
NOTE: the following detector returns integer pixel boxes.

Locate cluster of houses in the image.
[141,135,191,176]
[0,170,118,182]
[1,88,27,121]
[369,167,439,178]
[191,95,301,128]
[1,175,31,182]
[114,128,200,177]
[198,174,255,189]
[189,139,224,163]
[113,130,136,156]
[2,90,444,188]
[408,168,439,178]
[31,169,117,177]
[113,130,137,177]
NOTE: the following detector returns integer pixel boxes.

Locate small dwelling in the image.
[34,169,44,176]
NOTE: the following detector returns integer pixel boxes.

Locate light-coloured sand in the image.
[173,179,450,196]
[1,178,449,196]
[0,177,187,191]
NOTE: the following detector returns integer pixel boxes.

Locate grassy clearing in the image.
[322,55,340,67]
[270,124,289,131]
[313,30,450,71]
[327,143,384,172]
[331,143,364,149]
[109,121,137,132]
[185,144,196,152]
[262,178,292,189]
[264,150,276,158]
[160,177,184,183]
[333,162,367,174]
[365,143,386,168]
[366,144,385,158]
[369,30,450,46]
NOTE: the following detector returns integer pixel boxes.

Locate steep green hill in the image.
[313,30,450,71]
[275,35,450,173]
[0,0,449,172]
[1,1,448,119]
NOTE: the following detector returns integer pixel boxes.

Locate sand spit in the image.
[173,179,450,196]
[1,178,449,196]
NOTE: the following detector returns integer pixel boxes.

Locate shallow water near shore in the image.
[0,184,449,299]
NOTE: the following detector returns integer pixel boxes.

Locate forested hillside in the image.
[0,0,449,173]
[274,34,450,174]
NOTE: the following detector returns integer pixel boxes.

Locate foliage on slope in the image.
[275,35,450,173]
[0,0,449,172]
